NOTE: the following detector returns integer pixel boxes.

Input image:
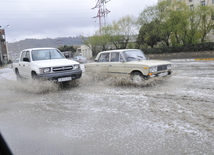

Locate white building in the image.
[77,45,93,59]
[158,0,214,6]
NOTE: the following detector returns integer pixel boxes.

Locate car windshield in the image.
[123,50,147,62]
[32,49,65,61]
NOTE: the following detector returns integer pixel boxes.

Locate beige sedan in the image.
[85,49,172,83]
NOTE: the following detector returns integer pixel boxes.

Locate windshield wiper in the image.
[137,55,144,58]
[127,56,136,59]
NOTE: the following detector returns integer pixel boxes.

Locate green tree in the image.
[104,15,137,49]
[168,6,190,45]
[58,45,76,52]
[196,5,214,43]
[81,31,109,57]
[155,1,173,46]
[138,4,159,26]
[82,15,137,53]
[138,1,214,47]
[137,2,172,47]
[187,10,200,44]
[137,19,162,48]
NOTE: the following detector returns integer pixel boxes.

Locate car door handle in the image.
[109,65,112,66]
[23,65,25,66]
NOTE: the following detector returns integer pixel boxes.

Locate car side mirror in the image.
[23,57,30,62]
[95,60,98,62]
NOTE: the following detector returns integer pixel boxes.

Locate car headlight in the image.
[73,64,80,70]
[167,64,171,70]
[149,66,157,73]
[40,67,51,73]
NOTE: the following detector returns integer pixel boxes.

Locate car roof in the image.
[99,49,139,54]
[22,47,57,51]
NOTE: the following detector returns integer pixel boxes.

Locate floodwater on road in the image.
[0,60,214,155]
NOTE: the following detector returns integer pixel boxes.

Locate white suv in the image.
[13,47,82,82]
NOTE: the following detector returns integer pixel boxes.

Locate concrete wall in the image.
[147,51,214,59]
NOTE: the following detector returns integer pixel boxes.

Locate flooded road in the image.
[0,60,214,155]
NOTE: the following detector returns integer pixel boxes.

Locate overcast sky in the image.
[1,0,157,42]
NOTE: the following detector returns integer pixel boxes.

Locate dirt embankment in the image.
[147,51,214,59]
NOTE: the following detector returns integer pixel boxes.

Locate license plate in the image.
[58,77,72,82]
[158,72,168,77]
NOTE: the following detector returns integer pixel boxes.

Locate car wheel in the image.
[15,69,22,81]
[131,72,145,85]
[32,72,38,80]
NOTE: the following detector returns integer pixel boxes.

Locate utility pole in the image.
[92,0,110,34]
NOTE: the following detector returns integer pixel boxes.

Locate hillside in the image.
[8,37,84,53]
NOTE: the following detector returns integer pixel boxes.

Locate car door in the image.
[19,51,31,78]
[108,52,125,77]
[95,53,110,77]
[18,51,26,76]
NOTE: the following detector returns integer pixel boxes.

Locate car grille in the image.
[53,66,73,72]
[157,65,167,71]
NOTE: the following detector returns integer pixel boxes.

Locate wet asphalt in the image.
[0,60,214,155]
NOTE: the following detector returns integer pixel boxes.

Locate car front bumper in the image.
[37,69,82,82]
[149,70,172,78]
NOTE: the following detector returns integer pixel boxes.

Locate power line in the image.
[92,0,110,34]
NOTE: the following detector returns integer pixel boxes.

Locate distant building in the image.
[61,51,73,58]
[0,29,9,66]
[158,0,214,6]
[158,0,214,41]
[76,45,92,59]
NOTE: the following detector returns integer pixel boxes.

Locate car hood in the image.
[85,60,171,67]
[33,59,79,67]
[126,59,171,67]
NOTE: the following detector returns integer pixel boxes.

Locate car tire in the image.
[131,72,145,85]
[15,69,22,81]
[32,71,38,80]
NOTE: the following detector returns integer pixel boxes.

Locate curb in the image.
[170,58,214,61]
[195,58,214,61]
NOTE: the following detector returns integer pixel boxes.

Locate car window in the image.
[98,53,110,62]
[32,49,64,61]
[110,52,120,62]
[123,50,147,62]
[26,51,30,61]
[20,51,26,61]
